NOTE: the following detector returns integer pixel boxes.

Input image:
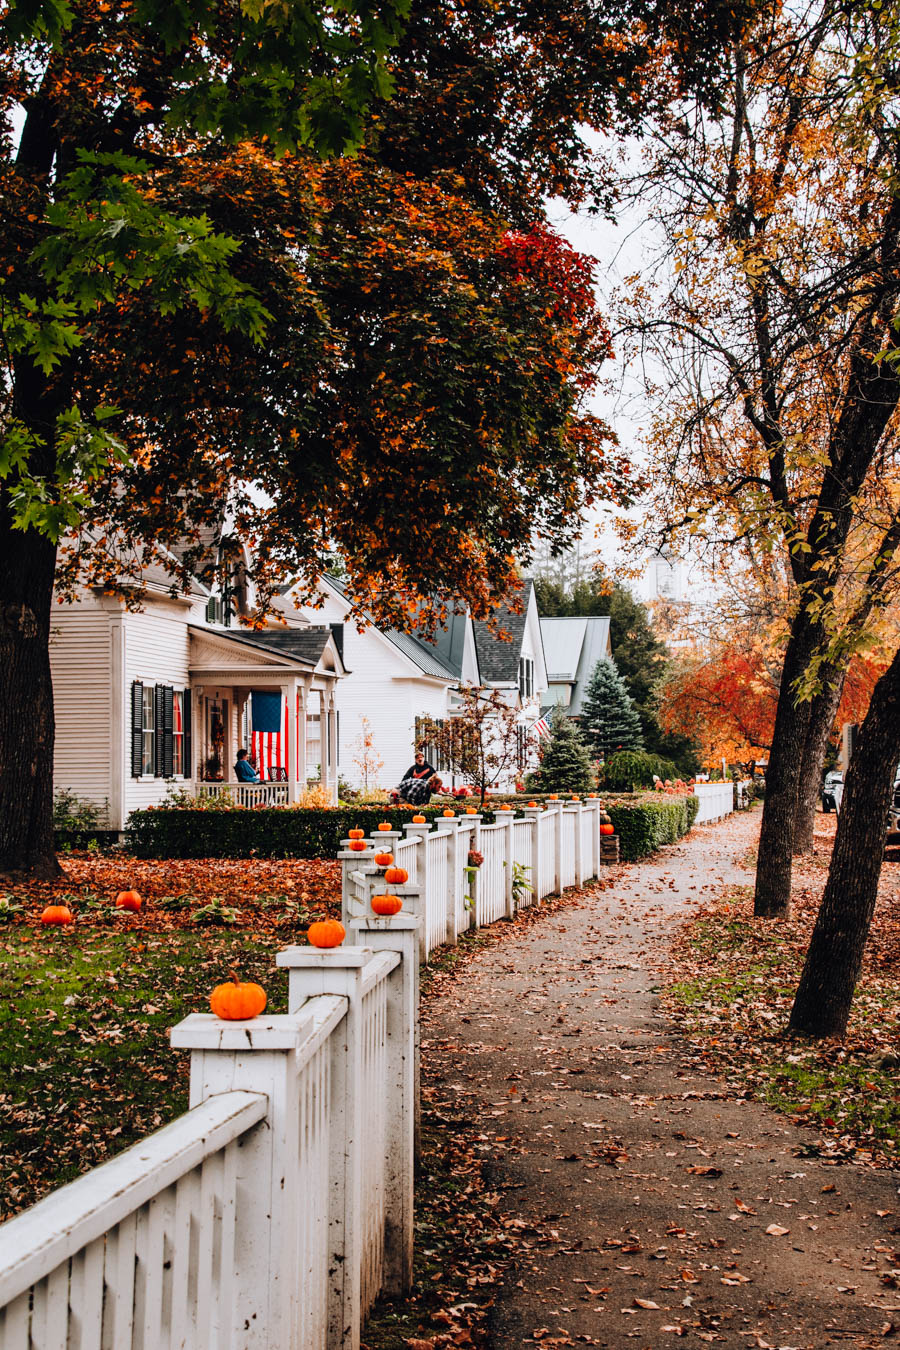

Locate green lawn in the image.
[0,926,287,1220]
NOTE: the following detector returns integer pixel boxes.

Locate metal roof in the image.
[540,616,612,716]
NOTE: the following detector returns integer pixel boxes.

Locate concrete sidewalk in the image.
[420,811,900,1350]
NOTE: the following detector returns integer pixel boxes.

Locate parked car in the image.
[821,770,844,812]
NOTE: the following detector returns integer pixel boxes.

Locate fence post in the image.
[501,812,516,918]
[435,816,462,946]
[470,814,483,928]
[346,914,420,1291]
[586,795,601,878]
[170,1011,319,1350]
[572,800,585,887]
[275,946,372,1350]
[552,802,563,895]
[339,841,378,930]
[523,805,543,901]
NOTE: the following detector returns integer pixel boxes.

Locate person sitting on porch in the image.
[394,750,438,805]
[234,748,260,783]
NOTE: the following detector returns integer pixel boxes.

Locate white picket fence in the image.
[692,782,735,823]
[0,916,418,1350]
[341,799,620,961]
[0,791,734,1348]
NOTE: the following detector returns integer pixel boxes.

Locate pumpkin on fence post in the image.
[373,851,394,867]
[308,918,346,948]
[210,972,267,1020]
[371,893,403,916]
[384,865,408,886]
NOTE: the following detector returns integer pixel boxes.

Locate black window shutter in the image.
[131,682,144,778]
[161,686,175,777]
[182,690,192,779]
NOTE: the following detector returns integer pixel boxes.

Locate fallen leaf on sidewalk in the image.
[765,1223,790,1236]
[632,1298,660,1309]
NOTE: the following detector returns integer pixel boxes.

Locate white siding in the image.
[49,600,113,817]
[122,602,195,819]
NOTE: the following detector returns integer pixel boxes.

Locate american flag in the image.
[532,715,551,739]
[251,692,303,780]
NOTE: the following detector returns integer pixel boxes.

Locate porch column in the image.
[327,687,338,803]
[284,678,299,805]
[298,683,308,794]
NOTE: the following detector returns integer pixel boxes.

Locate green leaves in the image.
[2,407,128,543]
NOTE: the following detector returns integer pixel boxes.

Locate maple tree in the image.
[0,0,766,878]
[617,0,900,917]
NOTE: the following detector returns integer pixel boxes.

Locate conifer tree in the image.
[581,659,644,758]
[531,708,594,794]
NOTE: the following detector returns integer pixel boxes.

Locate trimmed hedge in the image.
[127,805,455,859]
[606,794,700,862]
[126,795,701,863]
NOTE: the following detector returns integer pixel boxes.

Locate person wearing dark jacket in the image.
[396,750,437,805]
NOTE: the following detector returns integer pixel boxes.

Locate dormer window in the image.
[205,586,232,627]
[518,656,534,699]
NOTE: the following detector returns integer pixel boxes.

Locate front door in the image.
[204,697,229,781]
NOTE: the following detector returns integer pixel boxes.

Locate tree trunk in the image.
[789,645,900,1038]
[753,619,817,917]
[793,667,846,855]
[0,514,61,877]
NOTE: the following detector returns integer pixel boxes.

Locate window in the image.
[131,683,190,778]
[518,656,534,699]
[516,724,529,771]
[141,686,155,775]
[173,690,184,776]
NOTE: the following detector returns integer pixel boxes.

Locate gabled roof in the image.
[417,607,472,680]
[221,627,338,669]
[471,581,533,683]
[320,575,457,682]
[539,615,611,716]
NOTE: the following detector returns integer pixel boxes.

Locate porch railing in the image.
[195,781,290,808]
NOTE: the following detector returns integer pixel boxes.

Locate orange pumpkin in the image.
[465,806,477,814]
[548,794,559,800]
[308,919,346,948]
[442,809,454,818]
[373,851,393,867]
[600,823,615,835]
[499,803,512,812]
[587,793,598,799]
[412,814,426,824]
[210,973,267,1021]
[383,865,408,885]
[571,794,579,801]
[377,822,392,832]
[348,839,367,852]
[526,801,538,807]
[371,893,403,916]
[115,889,142,912]
[348,828,364,840]
[40,904,73,926]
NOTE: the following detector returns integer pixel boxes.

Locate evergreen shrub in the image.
[600,750,678,792]
[605,794,699,861]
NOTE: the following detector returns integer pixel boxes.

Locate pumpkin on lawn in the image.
[371,894,403,916]
[308,919,346,948]
[384,865,408,886]
[40,904,73,926]
[210,973,267,1021]
[115,889,142,912]
[373,851,393,867]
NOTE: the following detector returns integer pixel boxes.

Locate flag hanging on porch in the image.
[532,715,551,739]
[251,690,283,734]
[251,693,303,781]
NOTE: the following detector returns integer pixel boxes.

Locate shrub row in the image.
[606,794,699,862]
[126,805,454,859]
[126,795,700,862]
